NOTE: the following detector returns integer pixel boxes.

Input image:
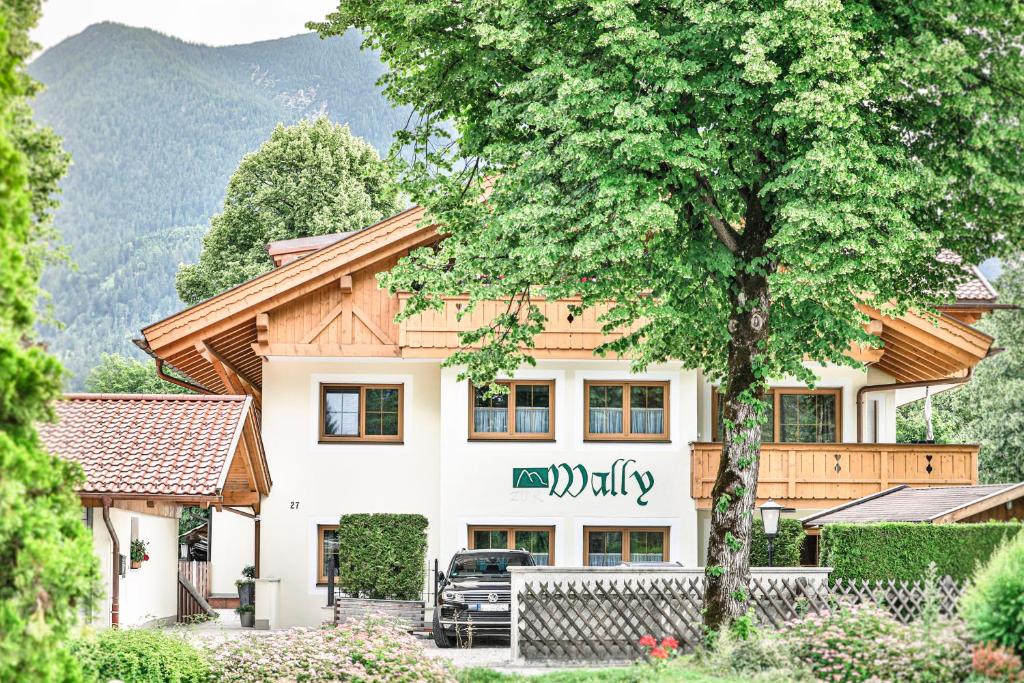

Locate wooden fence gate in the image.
[177,560,216,622]
[515,576,963,662]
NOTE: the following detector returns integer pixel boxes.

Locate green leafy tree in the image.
[176,117,401,305]
[0,1,99,679]
[315,0,1024,628]
[178,506,209,537]
[84,353,189,395]
[898,259,1024,483]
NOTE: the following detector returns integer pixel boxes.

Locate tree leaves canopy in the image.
[0,1,99,678]
[314,0,1024,386]
[176,117,401,305]
[85,353,189,395]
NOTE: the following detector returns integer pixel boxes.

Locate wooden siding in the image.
[399,295,628,355]
[690,442,979,510]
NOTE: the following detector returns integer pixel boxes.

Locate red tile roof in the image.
[938,249,999,302]
[38,394,251,498]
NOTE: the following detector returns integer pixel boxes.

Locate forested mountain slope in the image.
[28,23,407,385]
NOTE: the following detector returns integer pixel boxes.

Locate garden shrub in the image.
[750,518,805,567]
[781,603,971,682]
[972,643,1024,682]
[206,616,455,682]
[962,530,1024,654]
[336,513,428,600]
[819,521,1022,582]
[70,628,210,683]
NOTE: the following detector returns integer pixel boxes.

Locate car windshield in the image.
[449,554,531,578]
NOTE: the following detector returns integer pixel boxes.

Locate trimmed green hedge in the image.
[820,521,1022,582]
[69,628,209,683]
[337,513,429,600]
[750,518,805,567]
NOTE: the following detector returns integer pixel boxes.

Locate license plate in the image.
[469,603,508,612]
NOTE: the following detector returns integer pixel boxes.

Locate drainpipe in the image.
[856,368,972,442]
[101,498,119,627]
[155,359,214,395]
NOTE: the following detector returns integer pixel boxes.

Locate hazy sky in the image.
[32,0,339,53]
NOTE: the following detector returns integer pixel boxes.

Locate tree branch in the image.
[695,174,740,254]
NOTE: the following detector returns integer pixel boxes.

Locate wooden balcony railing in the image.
[690,442,979,510]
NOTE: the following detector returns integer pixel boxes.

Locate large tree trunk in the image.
[702,270,771,632]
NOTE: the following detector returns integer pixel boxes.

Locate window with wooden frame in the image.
[711,387,841,443]
[583,526,669,566]
[467,525,555,566]
[584,380,669,441]
[316,524,339,585]
[320,384,403,443]
[469,380,555,440]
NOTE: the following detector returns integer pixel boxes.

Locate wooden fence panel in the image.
[178,561,210,599]
[516,576,964,662]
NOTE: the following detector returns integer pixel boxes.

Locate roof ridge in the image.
[61,393,248,401]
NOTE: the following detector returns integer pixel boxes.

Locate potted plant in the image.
[235,564,256,617]
[235,603,255,628]
[130,539,149,569]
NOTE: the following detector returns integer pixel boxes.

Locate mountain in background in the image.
[28,22,409,386]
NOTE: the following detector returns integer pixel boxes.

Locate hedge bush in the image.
[337,513,429,600]
[70,628,210,683]
[962,530,1024,654]
[820,521,1022,582]
[750,518,805,567]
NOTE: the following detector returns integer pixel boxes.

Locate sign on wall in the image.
[513,459,654,506]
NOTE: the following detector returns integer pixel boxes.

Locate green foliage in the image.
[781,603,970,682]
[207,617,455,682]
[820,522,1022,582]
[750,518,804,568]
[26,24,411,385]
[178,505,209,537]
[129,538,148,563]
[336,513,428,600]
[71,628,210,683]
[962,530,1024,655]
[898,259,1024,484]
[176,116,401,305]
[0,2,100,680]
[85,353,189,394]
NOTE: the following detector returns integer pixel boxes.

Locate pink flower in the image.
[639,634,656,648]
[661,637,679,650]
[650,646,669,660]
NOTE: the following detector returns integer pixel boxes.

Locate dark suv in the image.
[432,549,535,647]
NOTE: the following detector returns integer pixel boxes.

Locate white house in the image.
[131,204,998,628]
[38,393,269,627]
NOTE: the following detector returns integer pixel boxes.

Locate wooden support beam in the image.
[252,342,401,357]
[352,304,395,345]
[299,299,346,344]
[339,274,353,292]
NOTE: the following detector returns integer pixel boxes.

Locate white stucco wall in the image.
[439,361,700,569]
[209,508,255,595]
[258,358,442,628]
[89,506,178,627]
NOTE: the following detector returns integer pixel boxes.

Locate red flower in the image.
[143,554,149,561]
[639,634,656,648]
[661,637,679,650]
[650,647,669,660]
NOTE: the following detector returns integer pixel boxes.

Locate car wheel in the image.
[432,609,453,648]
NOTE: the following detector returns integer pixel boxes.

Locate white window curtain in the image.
[515,407,549,433]
[589,407,623,433]
[630,407,664,434]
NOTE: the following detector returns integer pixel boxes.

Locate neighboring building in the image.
[37,394,268,627]
[134,204,1000,628]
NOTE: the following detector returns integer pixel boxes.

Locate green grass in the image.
[456,659,793,682]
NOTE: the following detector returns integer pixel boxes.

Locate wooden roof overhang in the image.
[139,205,436,394]
[857,304,994,382]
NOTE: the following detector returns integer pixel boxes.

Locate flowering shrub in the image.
[781,603,970,682]
[130,538,149,563]
[638,634,681,668]
[973,643,1024,682]
[206,617,455,682]
[71,628,209,683]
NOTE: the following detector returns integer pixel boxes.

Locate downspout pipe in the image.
[101,498,119,627]
[856,368,972,443]
[155,359,214,395]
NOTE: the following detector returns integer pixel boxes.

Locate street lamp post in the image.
[759,499,795,567]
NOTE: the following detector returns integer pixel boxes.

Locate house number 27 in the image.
[289,501,300,509]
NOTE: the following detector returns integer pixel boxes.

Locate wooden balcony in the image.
[690,442,979,510]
